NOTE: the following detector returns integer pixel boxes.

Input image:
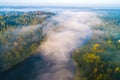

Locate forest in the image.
[0,11,54,71]
[0,9,120,80]
[73,12,120,80]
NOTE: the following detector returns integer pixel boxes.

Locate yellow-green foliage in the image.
[73,37,120,80]
[83,53,101,63]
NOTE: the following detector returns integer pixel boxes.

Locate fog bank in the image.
[35,11,101,80]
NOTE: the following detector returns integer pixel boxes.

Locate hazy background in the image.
[0,0,120,8]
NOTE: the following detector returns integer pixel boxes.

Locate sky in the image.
[0,0,120,7]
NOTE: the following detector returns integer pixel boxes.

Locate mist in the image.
[0,9,103,80]
[33,11,102,80]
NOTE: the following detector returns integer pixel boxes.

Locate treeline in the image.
[0,26,44,71]
[0,11,54,31]
[73,41,120,80]
[73,12,120,80]
[0,11,54,71]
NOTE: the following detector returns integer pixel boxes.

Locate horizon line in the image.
[0,6,120,9]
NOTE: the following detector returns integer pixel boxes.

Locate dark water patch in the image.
[0,53,45,80]
[0,53,76,80]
